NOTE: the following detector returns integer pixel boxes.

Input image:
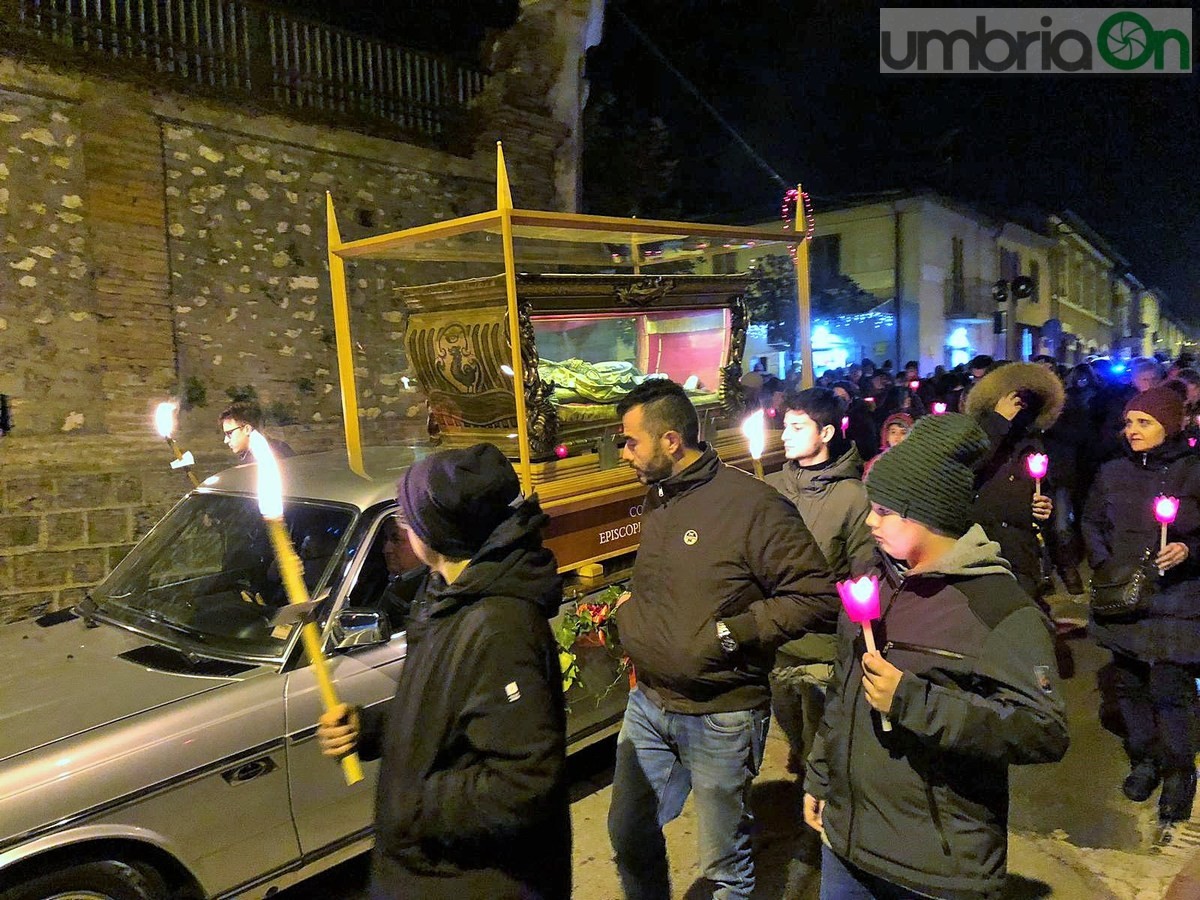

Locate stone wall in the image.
[0,0,583,621]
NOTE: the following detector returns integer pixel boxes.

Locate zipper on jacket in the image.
[883,640,967,661]
[924,782,952,857]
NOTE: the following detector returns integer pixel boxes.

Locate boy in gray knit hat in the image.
[804,414,1070,899]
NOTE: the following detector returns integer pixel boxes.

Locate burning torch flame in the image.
[741,409,766,460]
[249,430,284,520]
[155,401,177,439]
[1155,495,1180,525]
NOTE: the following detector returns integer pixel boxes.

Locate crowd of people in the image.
[309,350,1200,900]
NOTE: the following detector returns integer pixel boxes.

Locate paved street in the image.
[281,593,1197,899]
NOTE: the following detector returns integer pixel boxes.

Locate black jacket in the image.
[1083,435,1200,664]
[806,528,1069,899]
[972,411,1047,598]
[236,436,295,463]
[357,501,570,900]
[618,445,837,713]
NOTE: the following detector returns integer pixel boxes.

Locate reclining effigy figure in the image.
[537,358,662,404]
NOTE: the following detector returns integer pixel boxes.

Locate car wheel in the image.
[0,860,167,900]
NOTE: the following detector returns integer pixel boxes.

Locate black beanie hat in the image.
[866,413,990,537]
[397,443,521,559]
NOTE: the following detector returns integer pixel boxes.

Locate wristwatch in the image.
[716,620,739,655]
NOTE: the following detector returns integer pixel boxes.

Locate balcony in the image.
[4,0,489,144]
[944,276,995,322]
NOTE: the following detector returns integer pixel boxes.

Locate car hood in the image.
[0,614,249,763]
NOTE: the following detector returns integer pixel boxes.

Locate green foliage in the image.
[225,385,258,403]
[265,400,299,426]
[554,585,629,695]
[582,91,681,218]
[745,254,798,348]
[182,376,207,409]
[295,377,316,395]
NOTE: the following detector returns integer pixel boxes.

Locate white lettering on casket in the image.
[598,521,641,545]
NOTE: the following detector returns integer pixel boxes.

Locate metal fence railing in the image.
[11,0,489,139]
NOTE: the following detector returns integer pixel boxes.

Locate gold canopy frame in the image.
[325,145,814,573]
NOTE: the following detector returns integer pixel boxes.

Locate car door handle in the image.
[222,756,278,785]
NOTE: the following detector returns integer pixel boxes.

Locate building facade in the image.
[731,194,1193,376]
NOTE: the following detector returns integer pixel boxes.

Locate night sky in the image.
[295,0,1198,321]
[585,1,1199,321]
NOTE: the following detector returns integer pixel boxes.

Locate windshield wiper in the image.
[139,610,209,643]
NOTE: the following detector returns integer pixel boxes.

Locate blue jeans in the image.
[607,687,769,900]
[820,846,937,899]
[821,846,1001,900]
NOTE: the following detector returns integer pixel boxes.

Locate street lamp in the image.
[993,275,1036,359]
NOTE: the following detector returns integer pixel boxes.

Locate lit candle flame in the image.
[1025,453,1049,480]
[932,402,947,415]
[249,430,284,519]
[154,401,177,439]
[741,409,766,460]
[908,380,919,391]
[1154,495,1180,525]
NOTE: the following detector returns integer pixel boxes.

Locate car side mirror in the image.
[331,608,391,651]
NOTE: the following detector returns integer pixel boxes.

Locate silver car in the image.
[0,448,628,900]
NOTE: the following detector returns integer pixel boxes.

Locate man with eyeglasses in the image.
[219,401,295,463]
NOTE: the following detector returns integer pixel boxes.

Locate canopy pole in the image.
[496,144,534,497]
[326,193,366,477]
[793,183,814,388]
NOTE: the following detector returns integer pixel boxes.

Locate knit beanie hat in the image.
[1124,385,1184,437]
[866,413,990,537]
[397,443,521,559]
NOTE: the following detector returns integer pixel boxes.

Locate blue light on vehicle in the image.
[1111,363,1127,375]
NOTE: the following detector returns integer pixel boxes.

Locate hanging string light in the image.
[780,188,815,258]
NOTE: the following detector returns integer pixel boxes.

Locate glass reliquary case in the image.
[324,148,806,518]
[397,272,749,459]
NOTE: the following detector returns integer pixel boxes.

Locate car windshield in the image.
[91,492,355,660]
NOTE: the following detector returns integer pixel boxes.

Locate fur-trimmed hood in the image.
[965,362,1065,431]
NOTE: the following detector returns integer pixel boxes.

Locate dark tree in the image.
[582,91,681,218]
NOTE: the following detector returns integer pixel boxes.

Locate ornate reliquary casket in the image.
[397,272,752,460]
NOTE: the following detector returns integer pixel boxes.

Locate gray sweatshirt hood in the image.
[885,524,1014,582]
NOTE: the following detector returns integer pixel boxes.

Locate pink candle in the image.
[908,380,920,392]
[841,415,850,439]
[837,576,892,732]
[1155,495,1180,573]
[1026,453,1049,495]
[932,401,947,415]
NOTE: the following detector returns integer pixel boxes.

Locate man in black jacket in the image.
[608,379,837,900]
[317,444,569,900]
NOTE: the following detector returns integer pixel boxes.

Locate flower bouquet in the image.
[554,585,632,695]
